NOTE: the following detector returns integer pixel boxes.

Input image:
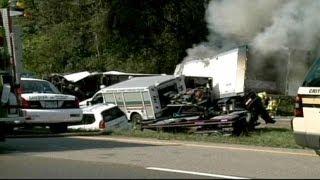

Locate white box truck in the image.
[86,75,186,127]
[174,46,280,100]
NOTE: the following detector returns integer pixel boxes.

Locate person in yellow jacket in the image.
[257,91,269,107]
[266,97,279,118]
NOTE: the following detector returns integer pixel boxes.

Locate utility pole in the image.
[285,48,291,96]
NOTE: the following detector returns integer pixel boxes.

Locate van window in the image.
[101,107,125,122]
[104,93,115,104]
[303,58,320,87]
[91,93,103,105]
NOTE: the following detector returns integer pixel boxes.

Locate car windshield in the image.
[21,80,61,94]
[302,58,320,87]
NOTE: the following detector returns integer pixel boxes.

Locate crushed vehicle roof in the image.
[63,71,91,83]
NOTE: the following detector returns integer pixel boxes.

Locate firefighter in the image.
[257,91,269,107]
[244,91,276,130]
[267,97,279,118]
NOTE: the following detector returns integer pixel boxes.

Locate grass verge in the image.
[109,127,301,149]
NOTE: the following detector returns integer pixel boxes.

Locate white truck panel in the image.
[175,48,246,98]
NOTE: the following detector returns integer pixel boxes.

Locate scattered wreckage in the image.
[141,46,278,135]
[49,45,312,135]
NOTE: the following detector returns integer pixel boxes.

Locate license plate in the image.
[44,101,57,108]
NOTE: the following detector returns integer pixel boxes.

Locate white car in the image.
[69,104,129,131]
[292,58,320,155]
[20,78,83,133]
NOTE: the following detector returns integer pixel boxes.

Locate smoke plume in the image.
[184,0,320,61]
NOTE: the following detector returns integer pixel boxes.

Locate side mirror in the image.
[86,101,92,106]
[100,85,106,89]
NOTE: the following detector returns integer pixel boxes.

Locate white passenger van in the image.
[292,58,320,155]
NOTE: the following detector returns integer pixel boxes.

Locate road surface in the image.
[1,135,319,179]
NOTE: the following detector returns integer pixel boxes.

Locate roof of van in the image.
[101,75,179,91]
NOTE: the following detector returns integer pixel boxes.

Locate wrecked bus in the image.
[46,71,158,101]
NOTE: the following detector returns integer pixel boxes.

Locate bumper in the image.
[22,108,82,124]
[293,132,308,147]
[293,117,320,149]
[295,132,320,149]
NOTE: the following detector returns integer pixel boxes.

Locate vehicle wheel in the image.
[232,117,248,136]
[50,124,68,133]
[0,123,5,141]
[131,113,143,131]
[23,124,34,130]
[315,150,320,156]
[5,125,14,134]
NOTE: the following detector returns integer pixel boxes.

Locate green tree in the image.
[19,0,208,76]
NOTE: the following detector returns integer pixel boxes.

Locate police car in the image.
[20,78,83,133]
[292,58,320,155]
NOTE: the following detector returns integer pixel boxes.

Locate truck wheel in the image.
[50,124,68,133]
[131,113,142,131]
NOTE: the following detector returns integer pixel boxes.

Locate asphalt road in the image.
[1,135,319,179]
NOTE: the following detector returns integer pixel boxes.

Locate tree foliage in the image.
[17,0,208,76]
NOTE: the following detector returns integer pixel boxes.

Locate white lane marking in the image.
[72,136,316,157]
[146,167,248,179]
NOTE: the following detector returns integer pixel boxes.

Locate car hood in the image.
[79,98,92,107]
[82,104,116,114]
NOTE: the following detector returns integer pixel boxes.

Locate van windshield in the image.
[303,58,320,87]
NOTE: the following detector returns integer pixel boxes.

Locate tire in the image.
[130,113,143,131]
[232,117,248,136]
[5,125,14,134]
[315,150,320,156]
[0,123,5,141]
[50,124,68,133]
